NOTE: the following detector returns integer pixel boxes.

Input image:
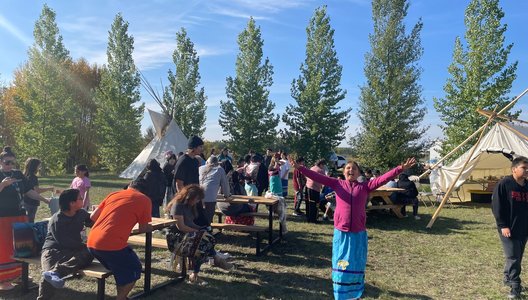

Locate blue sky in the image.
[1,0,527,146]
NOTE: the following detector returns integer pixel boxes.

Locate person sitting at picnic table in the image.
[38,189,94,300]
[166,184,233,285]
[390,173,420,220]
[290,156,416,300]
[88,178,152,300]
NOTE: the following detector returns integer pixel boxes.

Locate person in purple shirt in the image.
[290,156,416,300]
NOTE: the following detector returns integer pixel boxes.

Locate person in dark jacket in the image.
[492,156,528,299]
[162,153,177,208]
[390,173,420,219]
[143,159,166,217]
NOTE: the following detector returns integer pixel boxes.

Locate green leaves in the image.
[163,28,207,138]
[219,18,279,155]
[351,0,428,170]
[14,4,73,173]
[434,0,518,158]
[283,6,349,164]
[95,13,143,173]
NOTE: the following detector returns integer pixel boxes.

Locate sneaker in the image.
[322,215,329,221]
[414,215,421,220]
[214,255,234,271]
[292,211,301,216]
[217,252,232,260]
[43,271,65,289]
[508,286,521,299]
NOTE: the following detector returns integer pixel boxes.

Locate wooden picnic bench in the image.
[367,187,406,218]
[210,222,268,255]
[15,256,112,300]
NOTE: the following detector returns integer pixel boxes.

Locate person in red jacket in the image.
[292,157,307,216]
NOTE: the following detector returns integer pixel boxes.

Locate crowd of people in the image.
[5,139,527,299]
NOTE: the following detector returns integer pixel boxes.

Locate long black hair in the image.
[24,158,41,177]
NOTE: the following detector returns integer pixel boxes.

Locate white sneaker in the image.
[414,215,421,220]
[217,252,232,260]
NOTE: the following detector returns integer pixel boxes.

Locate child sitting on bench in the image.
[38,189,94,300]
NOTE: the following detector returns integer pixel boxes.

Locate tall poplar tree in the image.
[219,18,279,155]
[163,28,206,137]
[282,6,349,164]
[96,13,144,173]
[14,4,73,172]
[433,0,517,156]
[350,0,427,169]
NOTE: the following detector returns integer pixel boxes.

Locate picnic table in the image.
[129,217,177,299]
[367,187,406,218]
[216,195,282,253]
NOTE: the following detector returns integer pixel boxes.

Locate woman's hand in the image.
[1,177,20,188]
[401,157,416,170]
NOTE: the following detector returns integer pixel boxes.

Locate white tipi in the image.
[119,109,188,179]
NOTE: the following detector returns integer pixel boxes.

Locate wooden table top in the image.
[131,217,176,234]
[216,194,279,205]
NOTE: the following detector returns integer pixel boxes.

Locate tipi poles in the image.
[426,110,498,229]
[419,88,528,180]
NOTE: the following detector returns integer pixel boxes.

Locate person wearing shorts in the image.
[87,179,152,300]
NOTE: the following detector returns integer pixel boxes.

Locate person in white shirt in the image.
[279,152,290,197]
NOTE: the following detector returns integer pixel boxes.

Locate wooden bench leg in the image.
[96,278,105,300]
[256,232,261,256]
[21,261,29,292]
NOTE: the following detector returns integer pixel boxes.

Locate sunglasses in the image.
[2,160,15,165]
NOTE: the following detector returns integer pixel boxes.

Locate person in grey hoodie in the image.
[199,156,231,224]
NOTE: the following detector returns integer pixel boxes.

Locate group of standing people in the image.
[0,146,92,292]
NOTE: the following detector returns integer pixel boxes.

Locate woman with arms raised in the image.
[290,156,416,300]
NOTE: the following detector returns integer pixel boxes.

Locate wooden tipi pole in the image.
[419,87,528,180]
[426,109,498,229]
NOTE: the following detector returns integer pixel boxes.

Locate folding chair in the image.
[418,190,435,207]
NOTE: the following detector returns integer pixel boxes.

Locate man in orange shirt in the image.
[87,179,152,300]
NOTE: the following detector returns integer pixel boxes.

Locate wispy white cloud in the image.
[208,6,270,21]
[0,14,32,46]
[225,0,309,13]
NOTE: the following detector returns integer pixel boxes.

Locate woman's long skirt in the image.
[269,175,282,196]
[332,229,367,300]
[0,215,27,282]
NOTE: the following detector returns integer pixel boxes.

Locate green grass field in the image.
[1,174,516,299]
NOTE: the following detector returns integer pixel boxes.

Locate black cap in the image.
[187,135,204,149]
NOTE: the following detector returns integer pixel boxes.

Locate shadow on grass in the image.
[2,284,107,300]
[366,212,482,235]
[364,283,434,299]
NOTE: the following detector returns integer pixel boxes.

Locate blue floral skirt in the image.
[332,229,367,300]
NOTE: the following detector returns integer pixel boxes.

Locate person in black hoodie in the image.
[144,159,166,218]
[390,173,420,219]
[492,156,528,299]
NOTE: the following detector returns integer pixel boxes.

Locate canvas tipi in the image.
[431,122,528,193]
[119,109,187,179]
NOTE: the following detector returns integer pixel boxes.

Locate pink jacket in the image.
[298,166,402,232]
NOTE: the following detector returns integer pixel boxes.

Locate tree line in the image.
[0,0,518,174]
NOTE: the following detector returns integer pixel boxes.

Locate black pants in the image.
[38,247,93,299]
[499,233,528,289]
[306,188,320,223]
